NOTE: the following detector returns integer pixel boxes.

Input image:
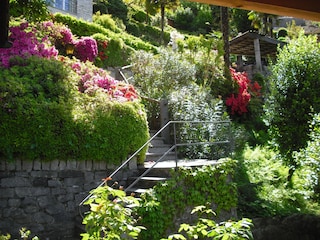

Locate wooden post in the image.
[253,38,262,71]
[160,99,170,144]
[0,0,10,48]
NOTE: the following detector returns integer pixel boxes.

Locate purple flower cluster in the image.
[0,22,58,68]
[74,37,98,62]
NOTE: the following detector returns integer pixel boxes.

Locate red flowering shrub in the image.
[226,68,261,115]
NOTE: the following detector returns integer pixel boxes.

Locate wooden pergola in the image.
[229,31,286,71]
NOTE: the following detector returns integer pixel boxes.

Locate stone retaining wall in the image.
[0,159,134,239]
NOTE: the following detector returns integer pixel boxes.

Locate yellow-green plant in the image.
[162,206,253,240]
[81,180,145,240]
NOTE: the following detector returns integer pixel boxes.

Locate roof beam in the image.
[189,0,320,21]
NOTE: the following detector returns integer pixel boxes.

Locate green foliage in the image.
[0,56,149,163]
[53,13,158,65]
[93,13,122,33]
[10,0,50,22]
[138,159,238,239]
[0,228,38,240]
[130,48,196,124]
[130,7,148,23]
[264,33,320,177]
[168,84,231,159]
[104,0,129,23]
[235,145,312,218]
[170,2,216,34]
[126,20,170,46]
[295,113,320,202]
[81,182,145,240]
[163,206,253,240]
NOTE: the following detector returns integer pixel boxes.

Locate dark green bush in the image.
[126,20,170,46]
[131,8,148,23]
[0,57,149,163]
[264,33,320,180]
[104,0,128,23]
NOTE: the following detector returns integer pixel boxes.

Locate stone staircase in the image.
[125,131,173,195]
[125,130,219,195]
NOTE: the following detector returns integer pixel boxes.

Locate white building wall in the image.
[48,0,92,22]
[77,0,93,22]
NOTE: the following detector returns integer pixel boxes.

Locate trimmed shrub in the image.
[53,13,158,57]
[0,56,149,163]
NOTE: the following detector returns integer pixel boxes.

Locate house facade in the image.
[48,0,92,21]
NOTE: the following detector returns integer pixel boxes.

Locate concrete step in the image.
[146,151,176,161]
[148,144,172,153]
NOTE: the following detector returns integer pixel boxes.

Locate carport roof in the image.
[229,31,286,56]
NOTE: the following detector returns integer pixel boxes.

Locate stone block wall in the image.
[0,159,133,239]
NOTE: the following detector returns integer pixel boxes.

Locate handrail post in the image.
[160,99,170,143]
[173,122,178,169]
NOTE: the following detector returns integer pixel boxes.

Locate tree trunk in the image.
[0,0,10,48]
[220,6,231,79]
[160,3,165,45]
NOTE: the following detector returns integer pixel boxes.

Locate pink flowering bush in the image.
[66,58,138,101]
[0,22,58,68]
[39,21,98,62]
[226,68,261,115]
[74,37,98,62]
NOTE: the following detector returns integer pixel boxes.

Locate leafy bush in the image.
[93,13,122,33]
[0,56,149,163]
[296,113,320,202]
[235,146,311,218]
[163,206,253,240]
[103,0,128,23]
[53,13,158,58]
[81,160,251,240]
[126,20,170,46]
[138,159,238,239]
[264,33,320,181]
[130,48,196,125]
[168,84,231,159]
[9,0,50,22]
[81,180,145,240]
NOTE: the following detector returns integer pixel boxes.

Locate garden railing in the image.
[79,120,232,207]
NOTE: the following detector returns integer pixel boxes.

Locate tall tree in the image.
[248,11,276,37]
[0,0,10,48]
[220,6,231,80]
[148,0,179,44]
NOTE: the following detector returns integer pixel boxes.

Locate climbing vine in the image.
[137,158,238,239]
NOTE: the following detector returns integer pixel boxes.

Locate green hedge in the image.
[126,20,171,46]
[0,57,149,163]
[53,13,158,64]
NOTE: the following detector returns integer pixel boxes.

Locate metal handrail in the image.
[79,120,231,206]
[78,120,172,206]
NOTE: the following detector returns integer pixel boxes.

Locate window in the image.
[49,0,77,14]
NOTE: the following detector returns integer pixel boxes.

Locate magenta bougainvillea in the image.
[0,20,137,102]
[74,37,98,62]
[0,22,58,68]
[226,68,261,115]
